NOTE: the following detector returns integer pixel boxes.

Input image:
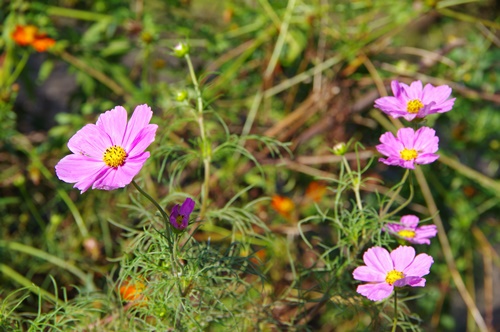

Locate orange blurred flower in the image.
[12,25,38,46]
[271,195,295,217]
[119,279,146,303]
[305,181,327,203]
[32,35,56,52]
[250,249,267,266]
[11,25,55,52]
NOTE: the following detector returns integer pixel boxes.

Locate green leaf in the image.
[37,60,54,83]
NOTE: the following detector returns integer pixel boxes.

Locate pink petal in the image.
[55,154,107,193]
[408,237,431,245]
[402,113,418,121]
[424,84,452,104]
[356,283,394,301]
[401,159,416,169]
[403,253,433,277]
[415,225,438,239]
[377,132,403,156]
[126,124,158,157]
[412,127,438,152]
[92,155,149,190]
[408,81,423,99]
[418,102,435,117]
[421,83,436,104]
[400,215,419,229]
[122,104,153,150]
[379,157,403,167]
[435,98,455,113]
[386,223,404,233]
[391,246,415,271]
[67,124,111,158]
[96,106,128,145]
[396,127,416,149]
[374,96,407,115]
[394,276,426,287]
[363,247,393,274]
[415,153,439,165]
[391,80,403,98]
[353,266,386,283]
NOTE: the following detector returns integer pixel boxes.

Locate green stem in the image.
[132,180,172,242]
[380,169,410,218]
[342,156,363,211]
[59,51,129,99]
[385,174,414,219]
[57,188,89,238]
[44,5,113,21]
[392,289,398,332]
[5,51,29,88]
[263,0,296,78]
[185,54,210,220]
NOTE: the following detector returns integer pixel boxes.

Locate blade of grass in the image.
[0,241,93,289]
[0,264,59,304]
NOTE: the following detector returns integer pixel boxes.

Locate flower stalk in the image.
[184,53,211,220]
[132,180,172,243]
[392,289,398,332]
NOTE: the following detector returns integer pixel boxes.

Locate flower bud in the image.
[173,42,190,57]
[332,142,347,156]
[175,90,188,102]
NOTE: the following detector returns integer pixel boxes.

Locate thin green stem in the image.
[263,0,296,78]
[342,156,363,211]
[5,51,29,88]
[132,180,172,242]
[44,5,113,21]
[380,169,410,218]
[392,289,398,332]
[385,174,414,219]
[185,54,211,220]
[59,51,129,99]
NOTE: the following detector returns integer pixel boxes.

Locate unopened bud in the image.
[332,142,347,156]
[175,90,188,102]
[173,42,189,57]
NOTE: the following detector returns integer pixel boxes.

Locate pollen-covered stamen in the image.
[407,99,424,114]
[385,270,405,285]
[400,148,418,161]
[175,214,185,227]
[103,145,127,168]
[398,229,416,238]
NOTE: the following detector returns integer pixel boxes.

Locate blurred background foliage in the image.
[1,0,500,330]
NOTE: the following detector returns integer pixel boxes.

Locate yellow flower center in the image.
[407,99,424,114]
[400,148,418,161]
[385,270,405,285]
[398,230,416,238]
[103,145,127,168]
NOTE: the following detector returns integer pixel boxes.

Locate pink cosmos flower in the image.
[55,104,158,193]
[376,127,439,169]
[170,198,195,231]
[385,215,438,245]
[353,246,433,301]
[374,80,455,121]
